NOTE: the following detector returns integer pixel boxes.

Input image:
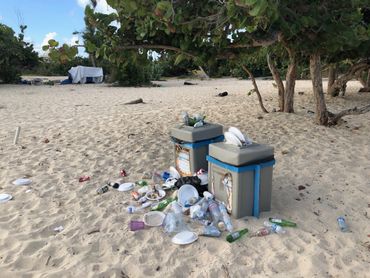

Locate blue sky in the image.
[0,0,113,55]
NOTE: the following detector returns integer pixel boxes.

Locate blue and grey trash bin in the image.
[171,123,224,176]
[207,142,275,218]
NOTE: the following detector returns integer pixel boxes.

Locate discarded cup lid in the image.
[172,231,198,245]
[145,189,166,201]
[12,178,32,186]
[0,193,13,203]
[118,183,135,192]
[143,211,166,227]
[177,184,199,207]
[169,166,181,179]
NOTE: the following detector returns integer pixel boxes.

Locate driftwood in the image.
[124,98,144,105]
[358,87,370,93]
[184,81,197,85]
[328,104,370,126]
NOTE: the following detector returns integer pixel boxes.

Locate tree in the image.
[0,24,38,83]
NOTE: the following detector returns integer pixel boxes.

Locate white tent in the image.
[68,66,103,84]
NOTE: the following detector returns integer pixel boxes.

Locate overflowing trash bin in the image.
[207,142,275,218]
[171,123,224,176]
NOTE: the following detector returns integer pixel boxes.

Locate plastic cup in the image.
[129,220,145,231]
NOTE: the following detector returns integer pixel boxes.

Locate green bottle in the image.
[269,218,297,227]
[151,197,174,211]
[136,180,148,186]
[226,228,248,243]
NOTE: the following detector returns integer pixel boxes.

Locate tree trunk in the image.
[89,53,96,67]
[327,64,336,94]
[241,65,269,113]
[310,53,328,125]
[329,60,370,97]
[267,53,285,111]
[284,48,296,113]
[366,69,370,87]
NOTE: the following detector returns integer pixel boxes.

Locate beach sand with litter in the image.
[0,78,369,277]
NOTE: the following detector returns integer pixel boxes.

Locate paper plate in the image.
[118,182,135,192]
[228,127,246,143]
[145,189,166,201]
[12,178,32,186]
[169,166,181,179]
[177,184,199,207]
[224,131,242,147]
[143,211,166,227]
[0,193,13,203]
[172,231,198,245]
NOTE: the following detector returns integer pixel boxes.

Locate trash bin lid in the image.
[171,123,223,142]
[209,142,274,166]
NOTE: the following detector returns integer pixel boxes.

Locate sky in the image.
[0,0,114,56]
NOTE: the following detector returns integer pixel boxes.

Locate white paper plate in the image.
[224,131,242,147]
[118,182,135,192]
[143,211,166,227]
[0,193,13,203]
[12,178,32,186]
[177,184,199,207]
[145,189,166,201]
[172,231,198,245]
[228,127,246,143]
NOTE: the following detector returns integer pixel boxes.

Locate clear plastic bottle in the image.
[208,200,222,224]
[337,217,349,232]
[250,227,272,237]
[264,221,286,234]
[194,198,209,219]
[219,203,233,233]
[200,225,221,237]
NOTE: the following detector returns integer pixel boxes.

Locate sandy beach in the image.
[0,78,369,277]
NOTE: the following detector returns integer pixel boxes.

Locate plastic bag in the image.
[163,213,188,234]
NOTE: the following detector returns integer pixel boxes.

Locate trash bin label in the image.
[222,173,233,213]
[175,144,191,176]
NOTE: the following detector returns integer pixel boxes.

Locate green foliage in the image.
[28,56,91,76]
[0,23,39,83]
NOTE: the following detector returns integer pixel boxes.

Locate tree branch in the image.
[226,31,281,48]
[116,44,197,60]
[328,104,370,126]
[241,65,269,113]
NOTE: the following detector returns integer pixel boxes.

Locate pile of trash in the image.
[96,167,297,245]
[181,112,206,128]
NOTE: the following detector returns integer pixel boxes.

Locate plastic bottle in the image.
[195,198,209,219]
[250,227,271,237]
[264,221,286,234]
[200,225,221,237]
[226,228,249,243]
[151,197,174,211]
[208,200,222,224]
[337,216,349,232]
[269,217,297,227]
[219,203,233,233]
[127,202,153,214]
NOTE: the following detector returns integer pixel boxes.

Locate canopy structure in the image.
[68,66,103,84]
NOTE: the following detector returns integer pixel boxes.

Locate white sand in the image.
[0,78,369,277]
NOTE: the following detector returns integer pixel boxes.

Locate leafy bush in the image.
[0,24,38,83]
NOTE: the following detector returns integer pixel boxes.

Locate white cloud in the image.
[41,32,57,47]
[0,15,3,21]
[68,35,80,46]
[34,32,58,56]
[77,0,116,14]
[77,0,90,8]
